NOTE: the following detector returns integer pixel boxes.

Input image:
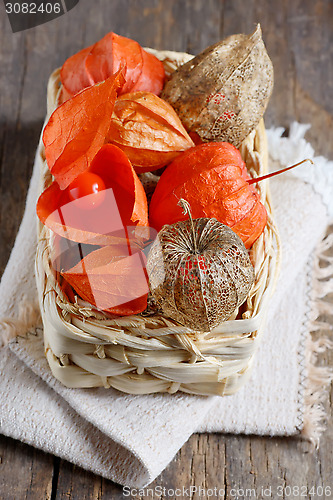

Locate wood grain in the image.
[0,436,53,499]
[0,0,332,498]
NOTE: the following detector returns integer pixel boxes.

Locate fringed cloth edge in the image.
[0,297,41,348]
[300,228,333,446]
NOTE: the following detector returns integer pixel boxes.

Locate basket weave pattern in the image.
[35,50,281,396]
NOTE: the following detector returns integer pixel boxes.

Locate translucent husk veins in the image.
[147,200,255,332]
[161,24,274,147]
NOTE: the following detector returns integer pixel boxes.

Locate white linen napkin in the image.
[0,123,332,488]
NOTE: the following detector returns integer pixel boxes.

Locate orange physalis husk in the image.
[149,142,267,249]
[60,44,95,98]
[62,245,149,316]
[36,144,148,245]
[132,49,165,95]
[109,34,165,94]
[86,32,142,94]
[43,70,125,191]
[60,32,165,100]
[107,91,195,173]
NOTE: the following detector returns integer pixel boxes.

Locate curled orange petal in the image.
[37,145,148,245]
[60,44,95,99]
[132,48,165,95]
[62,245,148,315]
[108,91,195,173]
[43,71,125,190]
[60,32,165,100]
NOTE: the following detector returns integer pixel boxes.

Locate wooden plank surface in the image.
[0,0,332,498]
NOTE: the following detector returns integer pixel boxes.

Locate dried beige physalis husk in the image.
[147,200,255,332]
[138,171,160,204]
[161,24,273,147]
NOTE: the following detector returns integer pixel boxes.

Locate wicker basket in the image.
[35,49,281,396]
